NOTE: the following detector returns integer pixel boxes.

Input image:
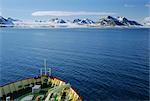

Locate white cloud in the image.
[124,4,135,8]
[145,4,150,7]
[32,11,116,16]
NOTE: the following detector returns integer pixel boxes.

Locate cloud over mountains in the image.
[145,4,150,7]
[32,11,116,16]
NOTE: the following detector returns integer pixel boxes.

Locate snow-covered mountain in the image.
[97,16,142,26]
[117,16,142,26]
[50,18,66,23]
[0,16,14,26]
[73,19,95,25]
[97,16,124,26]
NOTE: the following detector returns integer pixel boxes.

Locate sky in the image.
[0,0,150,22]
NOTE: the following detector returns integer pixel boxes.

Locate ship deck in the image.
[0,75,82,101]
[16,85,50,101]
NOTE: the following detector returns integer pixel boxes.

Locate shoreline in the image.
[1,25,150,29]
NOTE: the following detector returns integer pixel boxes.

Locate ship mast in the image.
[40,59,51,76]
[44,59,47,75]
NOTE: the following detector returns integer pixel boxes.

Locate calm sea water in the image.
[0,28,149,100]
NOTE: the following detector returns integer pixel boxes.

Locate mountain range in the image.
[0,16,144,27]
[97,16,142,26]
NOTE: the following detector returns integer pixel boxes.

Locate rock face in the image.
[0,16,14,26]
[97,16,142,26]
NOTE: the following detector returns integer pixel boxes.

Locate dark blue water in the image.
[0,28,149,100]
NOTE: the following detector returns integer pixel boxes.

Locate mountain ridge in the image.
[0,16,144,27]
